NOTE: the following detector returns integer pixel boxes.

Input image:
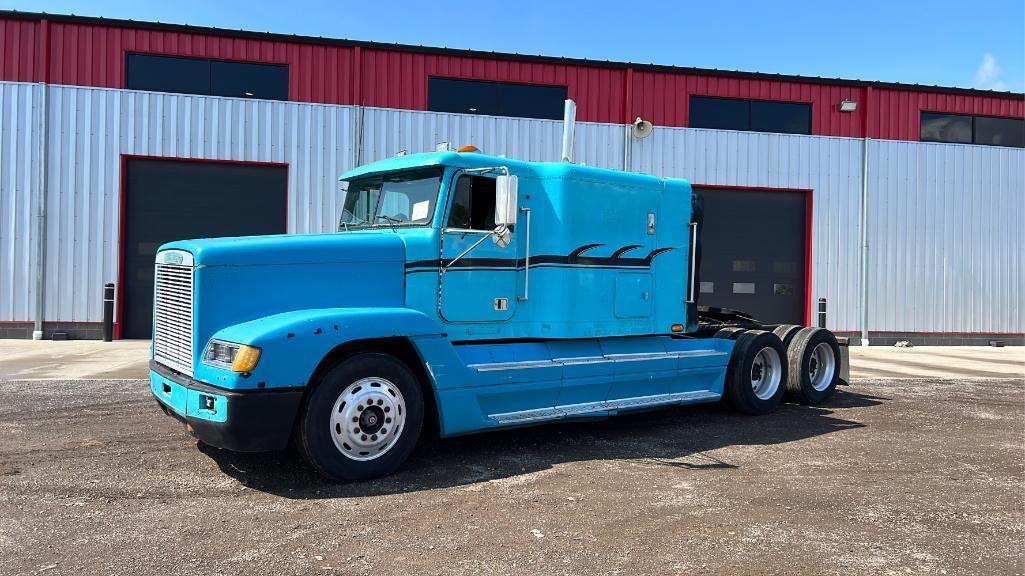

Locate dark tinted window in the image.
[497,82,569,120]
[447,176,496,230]
[126,53,288,101]
[920,113,1023,147]
[974,116,1024,147]
[126,54,210,95]
[210,60,288,100]
[428,78,567,120]
[921,112,973,144]
[751,100,811,134]
[690,96,749,131]
[691,96,811,135]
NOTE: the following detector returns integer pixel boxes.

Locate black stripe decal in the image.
[610,244,642,258]
[405,245,675,271]
[568,243,604,259]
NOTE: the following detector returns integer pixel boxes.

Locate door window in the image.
[447,175,497,230]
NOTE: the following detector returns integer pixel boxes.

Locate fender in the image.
[191,307,445,390]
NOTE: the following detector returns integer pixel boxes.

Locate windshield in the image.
[339,168,443,230]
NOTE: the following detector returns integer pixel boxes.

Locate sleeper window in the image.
[448,176,497,231]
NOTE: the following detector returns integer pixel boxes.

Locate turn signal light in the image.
[231,345,262,373]
[671,324,684,333]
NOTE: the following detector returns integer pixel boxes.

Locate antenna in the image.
[632,117,654,139]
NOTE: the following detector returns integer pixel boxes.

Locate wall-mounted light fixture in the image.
[839,100,858,112]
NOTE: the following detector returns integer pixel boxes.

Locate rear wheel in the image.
[723,330,788,415]
[772,324,803,349]
[297,352,423,481]
[785,328,841,405]
[714,327,746,340]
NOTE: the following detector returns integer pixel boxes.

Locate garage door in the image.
[695,188,807,325]
[121,159,288,339]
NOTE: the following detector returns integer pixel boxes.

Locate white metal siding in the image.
[1,81,1022,336]
[360,107,625,168]
[867,140,1025,333]
[40,84,356,322]
[0,82,40,322]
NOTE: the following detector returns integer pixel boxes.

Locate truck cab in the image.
[149,150,843,481]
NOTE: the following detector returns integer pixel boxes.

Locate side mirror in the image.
[495,175,519,227]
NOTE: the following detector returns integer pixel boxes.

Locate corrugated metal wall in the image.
[867,88,1025,141]
[0,17,41,83]
[2,80,1022,335]
[867,140,1024,332]
[0,81,40,321]
[630,71,867,137]
[39,83,356,322]
[360,48,627,123]
[6,15,1022,138]
[630,127,865,330]
[42,21,359,104]
[360,107,625,168]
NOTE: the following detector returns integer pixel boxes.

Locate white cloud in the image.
[973,54,1008,91]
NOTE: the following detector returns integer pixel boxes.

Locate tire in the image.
[772,324,803,349]
[784,328,841,405]
[714,327,746,340]
[297,352,424,482]
[723,330,788,415]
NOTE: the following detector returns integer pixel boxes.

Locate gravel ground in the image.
[0,377,1022,575]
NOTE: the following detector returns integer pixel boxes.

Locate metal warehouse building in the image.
[0,11,1022,344]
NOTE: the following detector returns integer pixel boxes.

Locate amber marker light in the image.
[456,145,479,153]
[671,324,685,333]
[231,345,262,373]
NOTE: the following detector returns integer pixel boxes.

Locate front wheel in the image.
[297,352,423,481]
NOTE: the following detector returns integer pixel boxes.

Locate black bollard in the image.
[102,283,115,341]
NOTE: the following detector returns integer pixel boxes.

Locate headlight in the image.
[203,340,262,372]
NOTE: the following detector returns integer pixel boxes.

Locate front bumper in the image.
[149,360,304,452]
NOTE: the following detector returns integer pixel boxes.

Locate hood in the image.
[159,232,406,267]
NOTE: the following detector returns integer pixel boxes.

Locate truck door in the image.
[438,173,519,323]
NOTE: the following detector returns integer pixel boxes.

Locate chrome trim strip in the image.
[469,360,556,372]
[488,390,720,424]
[469,350,728,372]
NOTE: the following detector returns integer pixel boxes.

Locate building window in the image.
[690,96,811,135]
[921,112,1024,148]
[428,77,567,120]
[126,53,288,101]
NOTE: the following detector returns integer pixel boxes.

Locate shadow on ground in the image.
[199,388,885,499]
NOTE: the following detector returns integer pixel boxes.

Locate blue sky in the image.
[6,0,1024,92]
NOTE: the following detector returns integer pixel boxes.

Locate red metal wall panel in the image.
[1,15,1021,141]
[867,88,1025,140]
[0,18,41,82]
[360,49,627,122]
[43,21,357,104]
[631,70,867,137]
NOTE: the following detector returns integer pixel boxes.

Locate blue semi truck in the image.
[149,148,844,481]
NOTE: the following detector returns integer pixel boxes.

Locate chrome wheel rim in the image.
[809,342,836,392]
[750,347,782,400]
[329,377,405,461]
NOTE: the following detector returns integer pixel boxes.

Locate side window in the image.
[447,176,497,230]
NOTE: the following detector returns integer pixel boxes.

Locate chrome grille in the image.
[153,263,195,376]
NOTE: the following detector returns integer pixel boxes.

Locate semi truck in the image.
[149,148,844,481]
